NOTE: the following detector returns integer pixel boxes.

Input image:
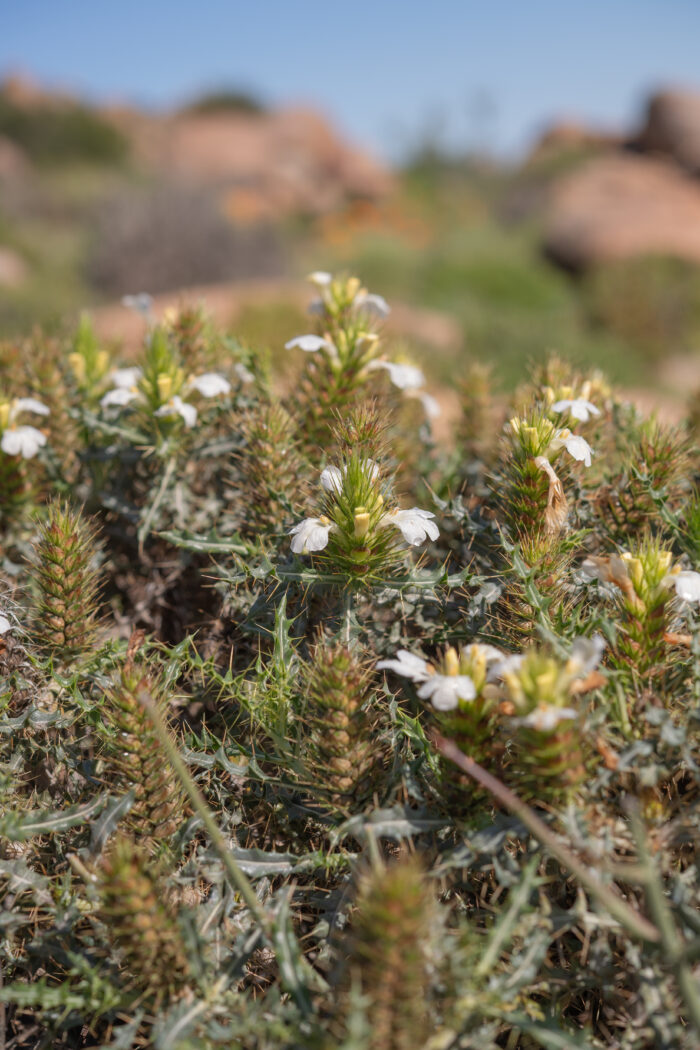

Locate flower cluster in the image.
[285,272,440,421]
[289,453,438,578]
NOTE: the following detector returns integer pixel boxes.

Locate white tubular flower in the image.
[381,507,439,546]
[110,367,143,388]
[668,570,700,603]
[514,703,578,731]
[368,359,425,390]
[320,466,344,494]
[101,387,138,409]
[0,612,12,633]
[377,648,475,711]
[490,653,524,679]
[285,334,333,353]
[552,429,593,467]
[188,373,231,398]
[417,673,476,711]
[552,398,601,423]
[376,649,431,681]
[567,634,606,677]
[289,516,334,554]
[355,291,391,318]
[1,426,47,458]
[14,398,50,417]
[155,395,197,428]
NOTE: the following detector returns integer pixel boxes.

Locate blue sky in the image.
[3,1,700,160]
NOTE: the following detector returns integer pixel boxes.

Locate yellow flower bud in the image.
[96,350,110,376]
[0,402,10,430]
[68,352,87,385]
[156,373,173,403]
[353,507,370,539]
[444,647,460,677]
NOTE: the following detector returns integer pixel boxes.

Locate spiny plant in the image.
[30,498,102,662]
[298,640,382,813]
[98,834,190,1008]
[7,275,700,1050]
[235,399,305,538]
[339,856,435,1050]
[99,656,189,849]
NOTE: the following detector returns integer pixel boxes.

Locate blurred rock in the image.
[0,136,28,180]
[528,120,622,162]
[0,247,27,287]
[543,154,700,270]
[107,105,394,218]
[635,89,700,174]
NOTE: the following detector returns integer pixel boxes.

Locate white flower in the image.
[567,634,606,676]
[13,398,50,417]
[552,429,593,467]
[376,650,475,711]
[368,359,425,390]
[1,425,47,458]
[188,373,231,398]
[355,291,391,318]
[320,460,379,494]
[234,362,255,384]
[101,387,138,409]
[320,466,344,494]
[490,653,524,679]
[417,673,476,711]
[110,367,143,388]
[381,507,439,546]
[289,516,334,554]
[285,334,333,353]
[552,398,601,423]
[668,570,700,603]
[513,703,578,731]
[377,649,431,681]
[0,612,11,633]
[122,293,154,320]
[155,395,197,428]
[307,271,332,288]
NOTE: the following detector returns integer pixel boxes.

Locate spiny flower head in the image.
[100,326,230,430]
[377,642,505,711]
[508,412,593,467]
[67,313,112,398]
[582,540,700,613]
[495,636,605,728]
[289,451,438,578]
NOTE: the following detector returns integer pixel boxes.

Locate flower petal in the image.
[285,335,332,353]
[289,517,332,554]
[189,373,231,398]
[376,650,430,681]
[368,359,424,390]
[355,291,391,318]
[320,466,344,494]
[0,613,12,633]
[382,507,439,546]
[1,425,47,458]
[671,570,700,603]
[13,398,50,418]
[101,387,138,408]
[155,396,197,428]
[110,367,143,388]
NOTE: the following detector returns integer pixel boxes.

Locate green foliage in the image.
[4,285,700,1050]
[0,93,128,165]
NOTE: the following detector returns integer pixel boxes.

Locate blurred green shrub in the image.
[0,95,128,165]
[585,255,700,361]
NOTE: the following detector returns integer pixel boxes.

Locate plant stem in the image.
[433,733,660,945]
